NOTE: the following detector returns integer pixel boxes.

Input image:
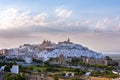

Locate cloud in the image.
[0,8,120,40]
[55,8,72,18]
[0,8,120,33]
[95,17,120,32]
[33,13,47,26]
[0,8,47,29]
[0,25,64,39]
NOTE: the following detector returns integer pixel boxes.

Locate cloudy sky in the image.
[0,0,120,52]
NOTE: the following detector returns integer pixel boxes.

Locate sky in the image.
[0,0,120,52]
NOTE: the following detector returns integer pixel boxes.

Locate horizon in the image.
[0,0,120,52]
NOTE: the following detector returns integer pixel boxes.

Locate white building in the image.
[24,57,33,64]
[0,66,6,71]
[10,65,19,74]
[85,72,91,76]
[65,73,68,77]
[71,73,74,77]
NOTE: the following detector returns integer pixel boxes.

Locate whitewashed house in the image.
[10,65,19,74]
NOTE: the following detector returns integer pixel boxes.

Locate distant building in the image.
[81,56,88,63]
[104,60,118,66]
[82,57,105,65]
[104,60,112,65]
[58,54,65,64]
[10,65,19,74]
[38,40,53,50]
[0,66,6,71]
[0,49,8,55]
[58,38,73,44]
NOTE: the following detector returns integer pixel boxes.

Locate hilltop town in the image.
[0,39,103,62]
[0,39,120,80]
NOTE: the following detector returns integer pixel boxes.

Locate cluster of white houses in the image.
[0,39,120,66]
[0,48,120,67]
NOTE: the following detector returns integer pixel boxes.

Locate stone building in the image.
[58,38,73,44]
[104,59,119,66]
[82,58,105,65]
[0,49,8,55]
[58,54,65,64]
[38,40,53,50]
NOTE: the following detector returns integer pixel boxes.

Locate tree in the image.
[66,61,72,66]
[105,56,112,60]
[71,77,77,80]
[4,73,26,80]
[4,66,11,72]
[4,73,13,80]
[44,62,50,66]
[14,73,26,80]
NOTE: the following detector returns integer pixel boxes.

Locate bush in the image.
[4,73,26,80]
[60,73,65,76]
[4,66,11,72]
[71,77,77,80]
[105,74,118,78]
[53,74,59,80]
